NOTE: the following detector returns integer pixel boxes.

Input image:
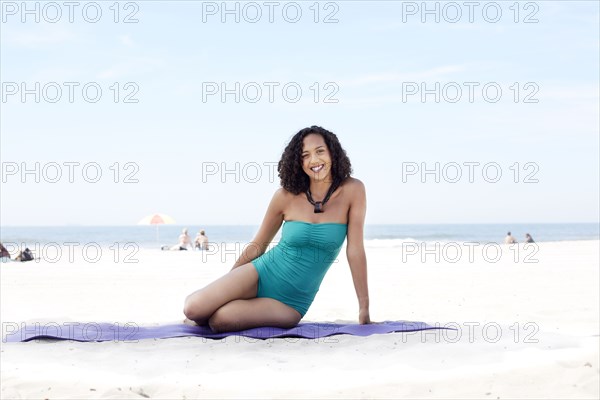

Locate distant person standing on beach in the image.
[194,230,209,250]
[504,232,517,244]
[525,233,535,243]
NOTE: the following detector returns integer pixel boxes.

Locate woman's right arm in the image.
[230,188,286,270]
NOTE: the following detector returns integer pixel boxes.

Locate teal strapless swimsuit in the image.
[251,220,348,318]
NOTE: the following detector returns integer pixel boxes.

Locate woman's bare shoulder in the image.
[343,177,366,194]
[274,187,296,199]
[345,176,364,185]
[270,187,297,210]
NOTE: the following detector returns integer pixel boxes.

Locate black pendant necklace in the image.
[305,181,339,213]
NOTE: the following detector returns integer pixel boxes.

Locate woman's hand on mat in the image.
[183,318,199,326]
[359,308,371,324]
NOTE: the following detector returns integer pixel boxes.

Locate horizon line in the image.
[1,221,599,228]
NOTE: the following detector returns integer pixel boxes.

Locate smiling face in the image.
[302,133,333,183]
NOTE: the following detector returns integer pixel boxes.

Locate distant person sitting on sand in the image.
[194,230,209,251]
[525,233,535,243]
[15,247,34,262]
[504,232,517,244]
[162,228,193,251]
[0,243,9,258]
[1,243,11,262]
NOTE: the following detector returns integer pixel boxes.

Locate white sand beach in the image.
[1,240,598,399]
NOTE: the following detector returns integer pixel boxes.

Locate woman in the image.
[183,126,370,333]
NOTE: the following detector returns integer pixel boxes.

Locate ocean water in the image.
[1,223,598,250]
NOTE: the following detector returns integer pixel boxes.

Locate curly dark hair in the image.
[278,126,353,195]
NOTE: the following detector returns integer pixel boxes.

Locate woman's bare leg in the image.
[183,263,259,326]
[208,298,302,333]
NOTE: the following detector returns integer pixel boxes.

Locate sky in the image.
[0,0,598,226]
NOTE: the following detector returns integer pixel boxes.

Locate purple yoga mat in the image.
[3,320,451,342]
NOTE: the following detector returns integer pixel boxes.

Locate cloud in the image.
[96,57,166,79]
[541,84,600,102]
[339,65,468,87]
[1,26,76,47]
[337,82,599,113]
[119,34,134,47]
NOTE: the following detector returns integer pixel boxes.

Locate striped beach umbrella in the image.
[138,213,176,242]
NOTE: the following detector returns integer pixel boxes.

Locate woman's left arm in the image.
[346,179,370,324]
